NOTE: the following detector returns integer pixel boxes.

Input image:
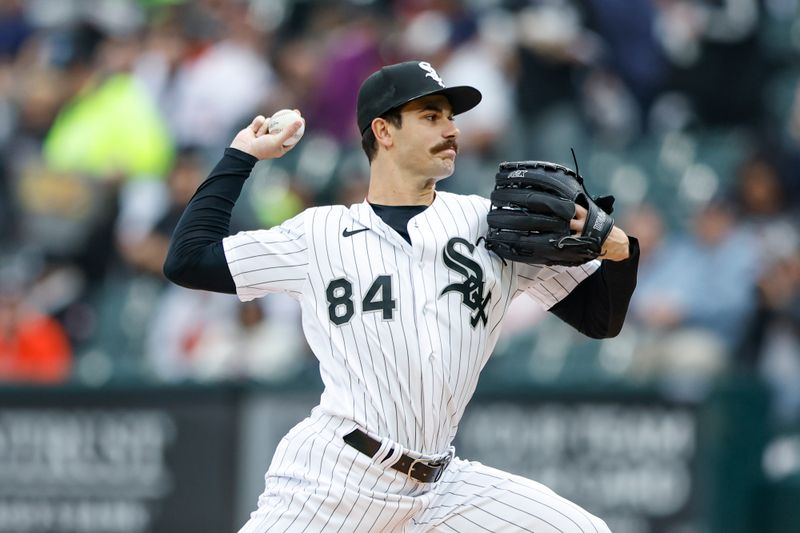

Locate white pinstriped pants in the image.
[239,409,611,533]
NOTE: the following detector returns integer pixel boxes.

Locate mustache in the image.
[431,140,458,155]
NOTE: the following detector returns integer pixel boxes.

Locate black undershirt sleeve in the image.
[163,148,258,294]
[547,237,640,339]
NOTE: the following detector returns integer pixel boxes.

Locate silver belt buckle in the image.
[410,449,453,483]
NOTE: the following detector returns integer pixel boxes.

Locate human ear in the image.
[372,118,393,149]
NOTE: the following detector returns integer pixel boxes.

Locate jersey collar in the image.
[349,193,444,251]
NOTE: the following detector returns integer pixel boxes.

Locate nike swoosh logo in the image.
[342,228,369,238]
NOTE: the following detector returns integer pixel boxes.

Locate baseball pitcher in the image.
[164,61,638,532]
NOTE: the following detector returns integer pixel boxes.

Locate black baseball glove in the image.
[484,160,615,266]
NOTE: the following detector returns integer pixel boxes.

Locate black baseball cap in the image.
[357,61,482,135]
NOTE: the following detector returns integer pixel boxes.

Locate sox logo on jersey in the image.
[224,191,609,532]
[440,237,491,328]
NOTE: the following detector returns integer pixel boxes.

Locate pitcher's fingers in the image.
[570,204,588,233]
[276,119,303,146]
[251,115,266,133]
[256,116,271,136]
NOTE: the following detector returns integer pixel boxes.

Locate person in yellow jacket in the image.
[43,70,174,181]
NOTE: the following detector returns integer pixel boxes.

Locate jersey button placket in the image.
[409,229,435,362]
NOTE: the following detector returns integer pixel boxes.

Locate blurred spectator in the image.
[192,300,306,382]
[629,197,760,392]
[621,203,667,267]
[0,0,32,59]
[144,287,305,383]
[609,203,669,380]
[302,5,385,142]
[509,0,642,156]
[513,0,598,121]
[0,261,72,384]
[734,153,799,265]
[0,291,72,384]
[137,1,274,150]
[634,197,759,342]
[744,251,800,425]
[144,287,238,381]
[42,25,173,179]
[583,0,668,117]
[655,0,765,126]
[267,36,320,116]
[572,0,669,143]
[118,148,307,382]
[113,147,219,380]
[118,148,206,270]
[732,154,800,424]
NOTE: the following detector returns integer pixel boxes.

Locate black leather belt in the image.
[343,429,451,483]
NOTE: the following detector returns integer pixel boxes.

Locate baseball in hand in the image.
[268,109,305,147]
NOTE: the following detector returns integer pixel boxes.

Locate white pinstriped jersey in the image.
[224,191,598,455]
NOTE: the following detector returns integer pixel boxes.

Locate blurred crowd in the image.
[0,0,799,424]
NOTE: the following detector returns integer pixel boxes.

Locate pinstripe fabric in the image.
[224,192,606,532]
[238,410,610,533]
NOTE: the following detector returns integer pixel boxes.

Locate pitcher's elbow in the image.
[162,253,182,284]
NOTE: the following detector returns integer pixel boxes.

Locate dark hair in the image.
[361,108,403,163]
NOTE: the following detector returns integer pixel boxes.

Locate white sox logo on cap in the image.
[418,62,445,88]
[356,60,481,134]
